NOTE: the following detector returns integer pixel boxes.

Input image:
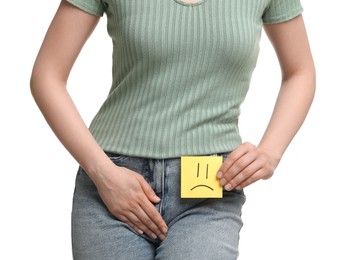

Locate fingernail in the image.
[151,233,157,240]
[162,227,168,234]
[236,185,242,190]
[217,171,223,179]
[137,229,143,235]
[225,184,233,191]
[220,178,227,186]
[159,234,166,240]
[154,195,161,201]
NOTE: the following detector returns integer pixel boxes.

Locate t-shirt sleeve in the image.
[262,0,303,24]
[66,0,106,17]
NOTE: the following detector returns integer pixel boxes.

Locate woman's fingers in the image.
[217,143,256,186]
[125,221,144,236]
[234,169,264,190]
[217,143,250,177]
[123,211,161,240]
[136,176,168,235]
[111,194,166,240]
[217,142,276,190]
[224,159,263,190]
[116,186,167,240]
[138,174,161,204]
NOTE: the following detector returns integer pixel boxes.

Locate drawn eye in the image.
[206,164,208,179]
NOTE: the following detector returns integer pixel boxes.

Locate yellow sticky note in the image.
[181,156,223,198]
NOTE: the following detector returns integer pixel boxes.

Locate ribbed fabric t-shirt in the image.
[66,0,303,159]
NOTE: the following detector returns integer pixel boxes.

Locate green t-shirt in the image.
[67,0,303,158]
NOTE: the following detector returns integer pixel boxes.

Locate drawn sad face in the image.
[181,156,223,198]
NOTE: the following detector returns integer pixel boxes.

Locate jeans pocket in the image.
[104,151,129,165]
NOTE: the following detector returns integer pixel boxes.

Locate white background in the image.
[1,0,340,259]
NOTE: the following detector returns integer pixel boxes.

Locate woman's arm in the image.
[31,0,106,180]
[217,15,316,190]
[30,0,167,240]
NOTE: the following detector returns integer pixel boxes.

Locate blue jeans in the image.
[72,152,246,259]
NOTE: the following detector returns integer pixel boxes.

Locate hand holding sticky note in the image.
[181,156,223,198]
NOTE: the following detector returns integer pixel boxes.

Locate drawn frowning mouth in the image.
[191,184,214,191]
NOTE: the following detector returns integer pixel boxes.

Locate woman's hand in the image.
[216,142,280,190]
[94,165,168,240]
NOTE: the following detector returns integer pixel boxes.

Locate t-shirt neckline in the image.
[173,0,208,7]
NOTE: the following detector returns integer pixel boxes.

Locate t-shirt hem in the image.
[263,7,303,24]
[101,149,238,160]
[66,0,104,17]
[98,142,241,160]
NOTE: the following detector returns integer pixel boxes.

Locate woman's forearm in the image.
[258,71,316,163]
[217,70,315,190]
[259,15,316,164]
[29,0,114,182]
[30,76,114,182]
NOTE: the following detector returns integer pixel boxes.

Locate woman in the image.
[30,0,315,259]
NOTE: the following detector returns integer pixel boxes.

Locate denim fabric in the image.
[72,153,246,259]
